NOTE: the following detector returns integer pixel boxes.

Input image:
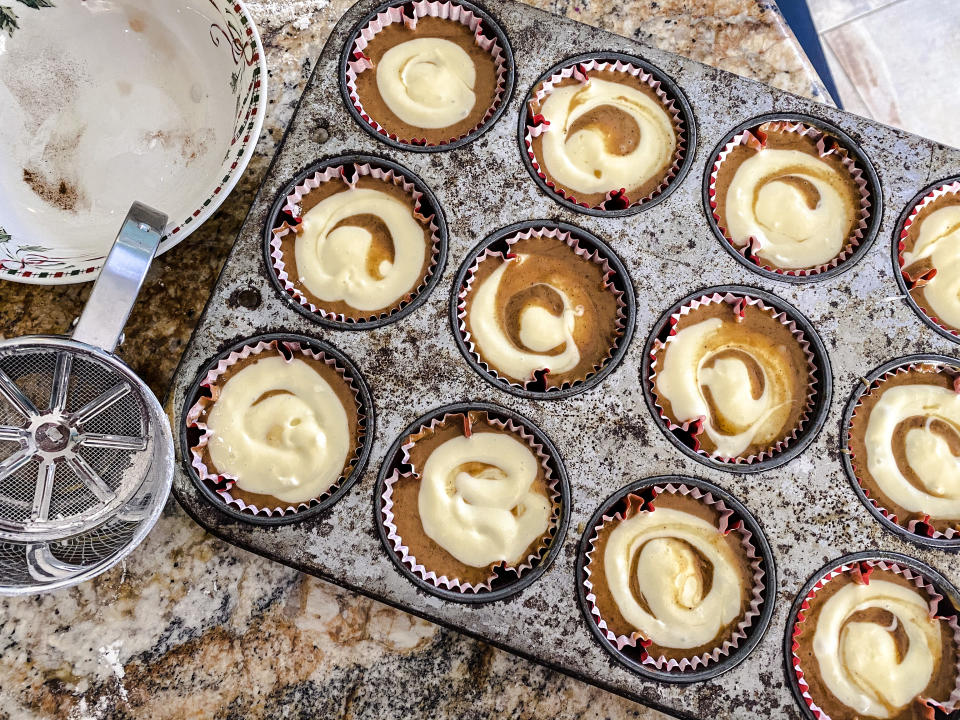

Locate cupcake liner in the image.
[897,180,960,339]
[269,160,442,324]
[649,291,819,464]
[847,358,960,540]
[582,482,767,672]
[523,57,687,211]
[343,0,509,147]
[379,409,562,594]
[707,120,872,277]
[455,224,627,392]
[790,558,960,719]
[185,338,367,517]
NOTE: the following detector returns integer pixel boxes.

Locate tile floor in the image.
[806,0,960,148]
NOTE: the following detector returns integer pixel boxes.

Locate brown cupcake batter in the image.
[277,174,434,319]
[193,348,362,510]
[588,492,753,662]
[388,411,555,587]
[528,68,678,207]
[712,124,862,271]
[353,16,499,144]
[462,233,622,388]
[651,301,812,459]
[794,568,959,720]
[848,364,960,534]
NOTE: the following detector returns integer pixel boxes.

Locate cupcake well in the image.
[181,333,375,525]
[703,112,882,284]
[450,220,636,400]
[374,402,570,603]
[339,0,514,150]
[262,154,448,330]
[576,475,775,683]
[518,52,696,217]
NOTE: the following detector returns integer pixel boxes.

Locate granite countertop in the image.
[0,2,826,718]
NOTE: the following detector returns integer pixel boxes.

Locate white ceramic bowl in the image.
[0,0,266,283]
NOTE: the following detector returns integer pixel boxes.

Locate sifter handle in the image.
[72,202,167,353]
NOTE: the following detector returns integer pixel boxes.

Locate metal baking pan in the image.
[168,0,960,716]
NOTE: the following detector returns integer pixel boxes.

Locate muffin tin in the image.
[169,0,960,717]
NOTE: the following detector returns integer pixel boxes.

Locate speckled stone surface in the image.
[0,2,830,718]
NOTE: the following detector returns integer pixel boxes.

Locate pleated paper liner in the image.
[576,475,775,683]
[451,220,636,400]
[841,354,960,548]
[895,177,960,344]
[182,334,374,524]
[265,155,447,329]
[340,0,513,150]
[374,402,570,602]
[706,114,878,281]
[520,52,695,216]
[644,286,831,471]
[786,553,960,720]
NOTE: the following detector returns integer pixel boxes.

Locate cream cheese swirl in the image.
[539,76,676,196]
[864,384,960,518]
[376,37,477,129]
[902,204,960,330]
[206,356,351,504]
[296,187,426,312]
[603,507,744,649]
[813,579,944,718]
[655,317,798,458]
[417,431,551,568]
[724,149,856,269]
[468,255,583,380]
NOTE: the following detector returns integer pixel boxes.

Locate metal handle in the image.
[72,202,167,353]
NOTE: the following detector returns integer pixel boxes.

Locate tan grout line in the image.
[820,34,877,120]
[816,0,909,33]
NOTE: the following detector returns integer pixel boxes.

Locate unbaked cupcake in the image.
[381,409,561,593]
[270,161,440,324]
[524,57,685,210]
[792,560,960,720]
[848,360,960,539]
[344,1,508,146]
[186,339,365,516]
[584,482,765,672]
[457,225,625,391]
[650,292,816,463]
[899,181,960,338]
[710,120,870,276]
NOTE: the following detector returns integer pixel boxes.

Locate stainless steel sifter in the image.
[0,202,174,595]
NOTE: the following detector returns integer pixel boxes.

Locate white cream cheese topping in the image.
[655,317,795,458]
[539,76,676,196]
[603,507,744,649]
[376,37,477,129]
[812,579,943,718]
[296,187,426,312]
[417,431,551,568]
[468,255,582,380]
[724,149,856,269]
[902,204,960,330]
[206,356,351,504]
[864,383,960,518]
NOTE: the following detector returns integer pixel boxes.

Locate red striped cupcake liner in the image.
[344,0,509,147]
[648,291,819,464]
[523,57,687,211]
[707,120,871,277]
[380,410,561,594]
[454,224,626,392]
[269,161,442,324]
[790,558,960,719]
[185,338,366,517]
[582,482,766,672]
